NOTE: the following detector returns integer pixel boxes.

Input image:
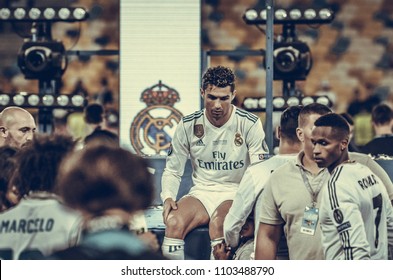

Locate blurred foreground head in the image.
[56,145,154,215]
[12,134,75,197]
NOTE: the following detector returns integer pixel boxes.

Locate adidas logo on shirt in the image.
[196,139,205,146]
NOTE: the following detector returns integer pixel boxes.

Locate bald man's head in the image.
[0,107,37,148]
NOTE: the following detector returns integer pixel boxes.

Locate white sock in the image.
[162,237,185,260]
[210,237,225,260]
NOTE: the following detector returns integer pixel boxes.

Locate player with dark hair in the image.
[0,114,4,147]
[339,112,360,152]
[223,105,303,259]
[50,145,164,259]
[311,113,393,259]
[0,146,18,212]
[0,135,81,259]
[161,66,268,259]
[84,103,118,147]
[362,103,393,156]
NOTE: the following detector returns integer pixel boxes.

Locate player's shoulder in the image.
[348,152,373,165]
[261,160,296,185]
[272,159,296,173]
[0,200,24,217]
[336,161,366,174]
[329,162,366,186]
[234,107,259,124]
[182,109,204,123]
[246,156,288,179]
[249,154,294,168]
[31,200,81,222]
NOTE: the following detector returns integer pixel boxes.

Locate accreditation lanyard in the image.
[298,167,328,208]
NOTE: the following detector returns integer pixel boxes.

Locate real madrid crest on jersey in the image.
[234,132,243,146]
[130,81,183,156]
[194,124,204,138]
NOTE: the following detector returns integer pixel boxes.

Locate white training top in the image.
[0,193,82,260]
[224,154,297,248]
[160,106,268,202]
[320,162,393,260]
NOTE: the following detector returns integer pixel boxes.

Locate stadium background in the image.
[0,0,393,146]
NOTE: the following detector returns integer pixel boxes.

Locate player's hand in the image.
[138,231,160,251]
[213,242,231,260]
[163,198,177,224]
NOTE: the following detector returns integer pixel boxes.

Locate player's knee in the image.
[165,215,186,238]
[209,215,224,238]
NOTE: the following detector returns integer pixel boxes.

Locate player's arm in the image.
[384,191,393,247]
[254,177,282,260]
[361,155,393,203]
[224,167,256,248]
[160,120,190,223]
[326,174,370,260]
[246,118,269,164]
[162,198,178,224]
[255,222,282,260]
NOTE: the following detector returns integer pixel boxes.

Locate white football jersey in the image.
[161,106,268,202]
[0,193,82,259]
[224,154,297,247]
[320,162,393,260]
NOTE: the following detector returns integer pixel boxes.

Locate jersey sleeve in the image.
[386,194,393,247]
[224,167,256,247]
[160,120,190,203]
[246,119,268,164]
[325,174,370,260]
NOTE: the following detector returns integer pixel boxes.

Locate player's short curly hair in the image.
[201,66,236,92]
[56,145,153,215]
[12,134,75,196]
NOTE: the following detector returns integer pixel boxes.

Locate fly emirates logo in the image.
[197,151,244,170]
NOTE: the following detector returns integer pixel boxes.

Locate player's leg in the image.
[209,200,233,259]
[162,196,209,259]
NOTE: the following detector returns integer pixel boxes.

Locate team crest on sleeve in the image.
[333,208,344,224]
[194,124,204,138]
[258,154,270,160]
[234,132,243,146]
[130,81,183,156]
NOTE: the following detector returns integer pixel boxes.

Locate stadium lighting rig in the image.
[0,6,90,132]
[243,7,334,25]
[0,7,88,22]
[244,6,335,84]
[241,4,335,111]
[0,6,89,84]
[242,95,332,112]
[0,92,86,109]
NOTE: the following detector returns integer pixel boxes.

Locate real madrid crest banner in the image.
[120,0,201,156]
